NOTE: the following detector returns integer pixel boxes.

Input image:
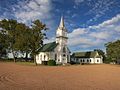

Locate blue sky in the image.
[0,0,120,52]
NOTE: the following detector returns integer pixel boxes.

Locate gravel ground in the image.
[0,62,120,90]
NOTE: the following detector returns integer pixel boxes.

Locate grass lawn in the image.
[16,61,36,66]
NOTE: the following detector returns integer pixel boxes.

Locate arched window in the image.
[40,55,42,60]
[83,59,85,62]
[55,54,57,61]
[90,59,91,62]
[44,55,46,60]
[81,60,82,62]
[67,55,69,62]
[87,59,89,62]
[63,54,66,57]
[97,60,99,62]
[63,47,66,53]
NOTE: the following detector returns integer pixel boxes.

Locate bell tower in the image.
[56,16,68,45]
[56,16,69,64]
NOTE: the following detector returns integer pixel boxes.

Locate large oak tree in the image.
[0,19,47,64]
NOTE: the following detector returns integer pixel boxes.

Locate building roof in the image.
[71,51,100,58]
[38,42,58,52]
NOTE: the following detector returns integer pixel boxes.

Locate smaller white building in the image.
[71,51,103,64]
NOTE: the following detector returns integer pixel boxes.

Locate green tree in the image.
[0,19,47,64]
[29,20,47,65]
[0,19,18,62]
[13,23,31,61]
[105,40,120,63]
[0,32,8,58]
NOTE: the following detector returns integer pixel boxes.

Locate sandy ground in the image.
[0,62,120,90]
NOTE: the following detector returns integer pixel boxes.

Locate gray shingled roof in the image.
[72,51,100,58]
[38,42,58,52]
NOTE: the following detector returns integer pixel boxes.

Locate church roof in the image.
[71,51,100,58]
[38,42,58,52]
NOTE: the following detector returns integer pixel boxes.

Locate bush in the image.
[47,60,56,66]
[80,63,84,65]
[42,61,48,65]
[70,61,76,65]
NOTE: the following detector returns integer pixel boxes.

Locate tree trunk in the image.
[11,50,16,63]
[34,55,37,66]
[25,52,28,62]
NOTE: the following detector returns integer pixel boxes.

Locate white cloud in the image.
[68,37,91,46]
[71,13,77,18]
[68,28,87,38]
[68,14,120,50]
[75,0,84,5]
[86,0,115,24]
[114,26,120,32]
[44,37,55,44]
[89,32,110,39]
[90,14,120,29]
[13,0,52,23]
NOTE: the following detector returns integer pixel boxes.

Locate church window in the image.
[63,47,66,53]
[97,60,99,62]
[83,60,85,62]
[40,55,42,60]
[87,59,89,62]
[63,54,66,57]
[55,54,57,61]
[81,60,82,62]
[44,55,46,60]
[90,59,91,62]
[67,55,69,62]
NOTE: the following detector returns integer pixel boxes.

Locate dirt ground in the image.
[0,62,120,90]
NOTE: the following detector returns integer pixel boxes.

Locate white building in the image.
[36,16,71,64]
[71,51,103,64]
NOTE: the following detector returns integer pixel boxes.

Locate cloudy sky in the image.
[0,0,120,52]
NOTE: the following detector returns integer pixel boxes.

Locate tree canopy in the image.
[0,19,47,63]
[105,40,120,62]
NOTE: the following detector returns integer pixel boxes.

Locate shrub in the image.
[80,63,84,65]
[70,61,76,65]
[47,60,56,66]
[42,61,48,65]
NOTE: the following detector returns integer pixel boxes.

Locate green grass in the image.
[0,59,36,66]
[16,62,36,66]
[0,59,14,62]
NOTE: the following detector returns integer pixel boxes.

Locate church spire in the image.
[59,16,64,28]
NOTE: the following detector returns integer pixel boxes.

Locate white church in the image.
[36,16,71,64]
[36,16,103,65]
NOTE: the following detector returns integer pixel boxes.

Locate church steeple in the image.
[56,16,68,44]
[59,16,64,28]
[55,16,70,64]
